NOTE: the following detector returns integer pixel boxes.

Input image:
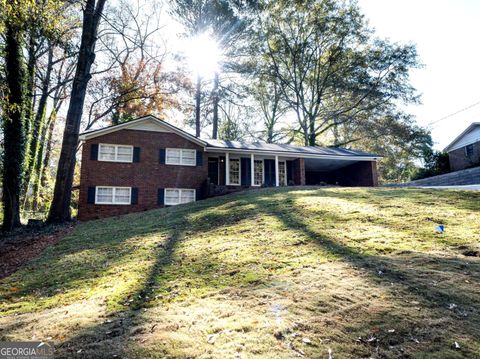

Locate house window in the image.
[166,148,196,166]
[164,189,196,205]
[278,161,286,186]
[95,186,131,205]
[98,144,133,162]
[465,144,474,157]
[254,160,263,186]
[229,158,240,185]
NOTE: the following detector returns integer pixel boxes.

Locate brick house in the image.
[444,122,480,172]
[78,116,381,220]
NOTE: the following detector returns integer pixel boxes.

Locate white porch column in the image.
[275,155,279,187]
[250,153,255,186]
[225,152,230,185]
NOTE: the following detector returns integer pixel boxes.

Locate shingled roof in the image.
[205,139,379,158]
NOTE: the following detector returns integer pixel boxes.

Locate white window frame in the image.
[95,186,132,205]
[229,158,241,186]
[98,144,134,163]
[165,148,197,166]
[253,159,264,187]
[164,188,196,206]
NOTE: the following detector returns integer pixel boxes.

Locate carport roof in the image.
[205,139,380,159]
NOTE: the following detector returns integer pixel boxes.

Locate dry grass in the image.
[0,187,479,358]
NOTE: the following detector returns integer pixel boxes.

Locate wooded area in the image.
[0,0,443,231]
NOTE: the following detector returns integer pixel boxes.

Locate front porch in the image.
[204,148,378,194]
[205,152,306,188]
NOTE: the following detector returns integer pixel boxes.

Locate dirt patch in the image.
[0,223,75,279]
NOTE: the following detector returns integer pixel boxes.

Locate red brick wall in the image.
[448,142,480,171]
[78,129,207,221]
[293,158,306,185]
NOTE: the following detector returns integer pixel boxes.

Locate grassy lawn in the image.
[0,187,479,358]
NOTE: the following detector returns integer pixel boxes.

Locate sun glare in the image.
[185,33,221,78]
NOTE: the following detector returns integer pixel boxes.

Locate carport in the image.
[204,140,381,188]
[305,158,379,186]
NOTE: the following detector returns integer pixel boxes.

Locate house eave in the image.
[78,115,207,147]
[204,146,381,161]
[444,122,480,152]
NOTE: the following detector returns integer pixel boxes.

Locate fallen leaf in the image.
[207,334,216,344]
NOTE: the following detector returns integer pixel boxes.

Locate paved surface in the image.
[415,184,480,190]
[397,167,480,187]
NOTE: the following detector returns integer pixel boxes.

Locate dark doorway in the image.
[208,157,219,185]
[264,159,276,186]
[286,161,293,185]
[241,158,251,186]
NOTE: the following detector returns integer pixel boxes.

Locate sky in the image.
[358,0,480,150]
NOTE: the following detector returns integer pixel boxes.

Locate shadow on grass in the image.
[255,194,480,357]
[1,187,479,357]
[320,187,480,212]
[47,196,261,357]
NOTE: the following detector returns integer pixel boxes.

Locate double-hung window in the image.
[229,158,240,185]
[164,189,196,205]
[95,186,131,205]
[254,160,263,186]
[99,144,133,162]
[166,148,196,166]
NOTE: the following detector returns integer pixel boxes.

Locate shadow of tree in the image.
[255,194,480,357]
[1,187,479,358]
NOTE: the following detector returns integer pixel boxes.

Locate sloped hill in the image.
[0,187,479,358]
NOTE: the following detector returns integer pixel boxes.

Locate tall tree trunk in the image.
[195,74,201,137]
[40,107,59,188]
[308,116,316,146]
[22,30,37,187]
[47,0,107,223]
[23,46,53,208]
[2,23,26,231]
[32,107,52,211]
[212,71,219,139]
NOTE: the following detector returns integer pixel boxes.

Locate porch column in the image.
[275,155,279,187]
[250,153,255,186]
[225,152,230,185]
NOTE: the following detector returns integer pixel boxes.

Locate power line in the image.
[429,99,480,127]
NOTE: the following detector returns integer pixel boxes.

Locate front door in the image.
[264,159,276,187]
[240,158,251,186]
[208,157,219,185]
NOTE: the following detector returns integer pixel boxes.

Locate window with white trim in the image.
[254,160,263,186]
[99,144,133,162]
[166,148,196,166]
[164,188,196,205]
[229,158,240,185]
[278,161,286,186]
[95,186,131,205]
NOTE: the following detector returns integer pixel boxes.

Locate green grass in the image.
[0,187,479,358]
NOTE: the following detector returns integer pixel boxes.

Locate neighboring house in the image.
[444,122,480,172]
[78,115,381,220]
